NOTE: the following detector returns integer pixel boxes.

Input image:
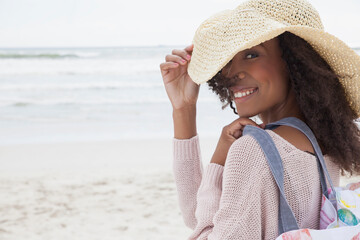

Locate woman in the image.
[160,0,360,239]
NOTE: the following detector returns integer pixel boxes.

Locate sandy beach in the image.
[0,169,191,240]
[0,137,221,240]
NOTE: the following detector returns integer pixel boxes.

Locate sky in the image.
[1,0,360,48]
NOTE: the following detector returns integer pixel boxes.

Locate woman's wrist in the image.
[210,153,226,166]
[210,140,230,166]
[173,105,197,139]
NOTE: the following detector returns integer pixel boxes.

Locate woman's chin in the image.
[236,109,259,118]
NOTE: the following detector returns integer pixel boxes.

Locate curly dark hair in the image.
[207,31,360,175]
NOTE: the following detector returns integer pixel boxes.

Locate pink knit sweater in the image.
[173,130,340,240]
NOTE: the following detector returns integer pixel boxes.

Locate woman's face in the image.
[221,37,290,119]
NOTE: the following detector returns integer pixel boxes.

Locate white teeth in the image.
[234,89,256,98]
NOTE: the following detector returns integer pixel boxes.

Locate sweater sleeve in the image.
[173,134,204,229]
[173,135,224,230]
[188,135,268,240]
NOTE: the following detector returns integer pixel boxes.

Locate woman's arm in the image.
[173,135,224,229]
[187,135,266,240]
[173,105,197,139]
[172,114,265,232]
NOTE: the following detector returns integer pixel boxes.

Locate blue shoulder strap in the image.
[243,125,299,234]
[265,117,335,194]
[242,117,334,235]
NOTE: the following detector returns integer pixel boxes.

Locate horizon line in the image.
[0,44,188,49]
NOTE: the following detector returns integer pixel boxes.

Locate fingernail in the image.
[186,55,191,60]
[180,59,186,64]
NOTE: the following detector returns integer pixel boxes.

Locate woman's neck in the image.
[259,90,305,124]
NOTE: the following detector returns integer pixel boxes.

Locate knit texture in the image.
[173,130,340,240]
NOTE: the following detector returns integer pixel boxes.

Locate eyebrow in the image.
[252,43,266,53]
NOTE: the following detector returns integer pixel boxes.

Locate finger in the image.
[236,118,261,127]
[184,44,194,54]
[225,118,260,136]
[233,129,242,139]
[165,54,188,65]
[228,118,258,129]
[172,49,192,61]
[160,62,179,72]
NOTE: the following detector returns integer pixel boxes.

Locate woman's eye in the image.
[245,53,258,59]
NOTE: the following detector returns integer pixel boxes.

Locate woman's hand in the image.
[160,44,200,110]
[211,118,265,166]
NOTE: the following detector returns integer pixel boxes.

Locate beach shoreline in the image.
[0,136,220,172]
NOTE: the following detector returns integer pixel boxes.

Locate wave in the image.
[0,57,161,75]
[1,97,218,107]
[0,53,82,59]
[0,46,171,60]
[6,99,168,107]
[0,82,164,91]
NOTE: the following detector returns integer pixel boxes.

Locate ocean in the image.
[0,46,235,145]
[0,47,359,145]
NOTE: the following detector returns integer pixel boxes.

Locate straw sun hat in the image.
[187,0,360,117]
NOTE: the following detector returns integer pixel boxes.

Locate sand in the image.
[0,137,359,240]
[0,169,194,240]
[0,137,219,240]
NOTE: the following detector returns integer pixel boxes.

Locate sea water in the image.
[0,46,236,144]
[0,47,358,145]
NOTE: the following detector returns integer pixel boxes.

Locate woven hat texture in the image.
[188,0,360,117]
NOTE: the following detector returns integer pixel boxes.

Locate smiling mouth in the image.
[233,87,258,100]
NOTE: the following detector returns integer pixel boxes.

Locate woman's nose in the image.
[221,60,246,79]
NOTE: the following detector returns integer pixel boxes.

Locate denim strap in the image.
[265,117,335,195]
[243,117,334,235]
[243,125,299,234]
